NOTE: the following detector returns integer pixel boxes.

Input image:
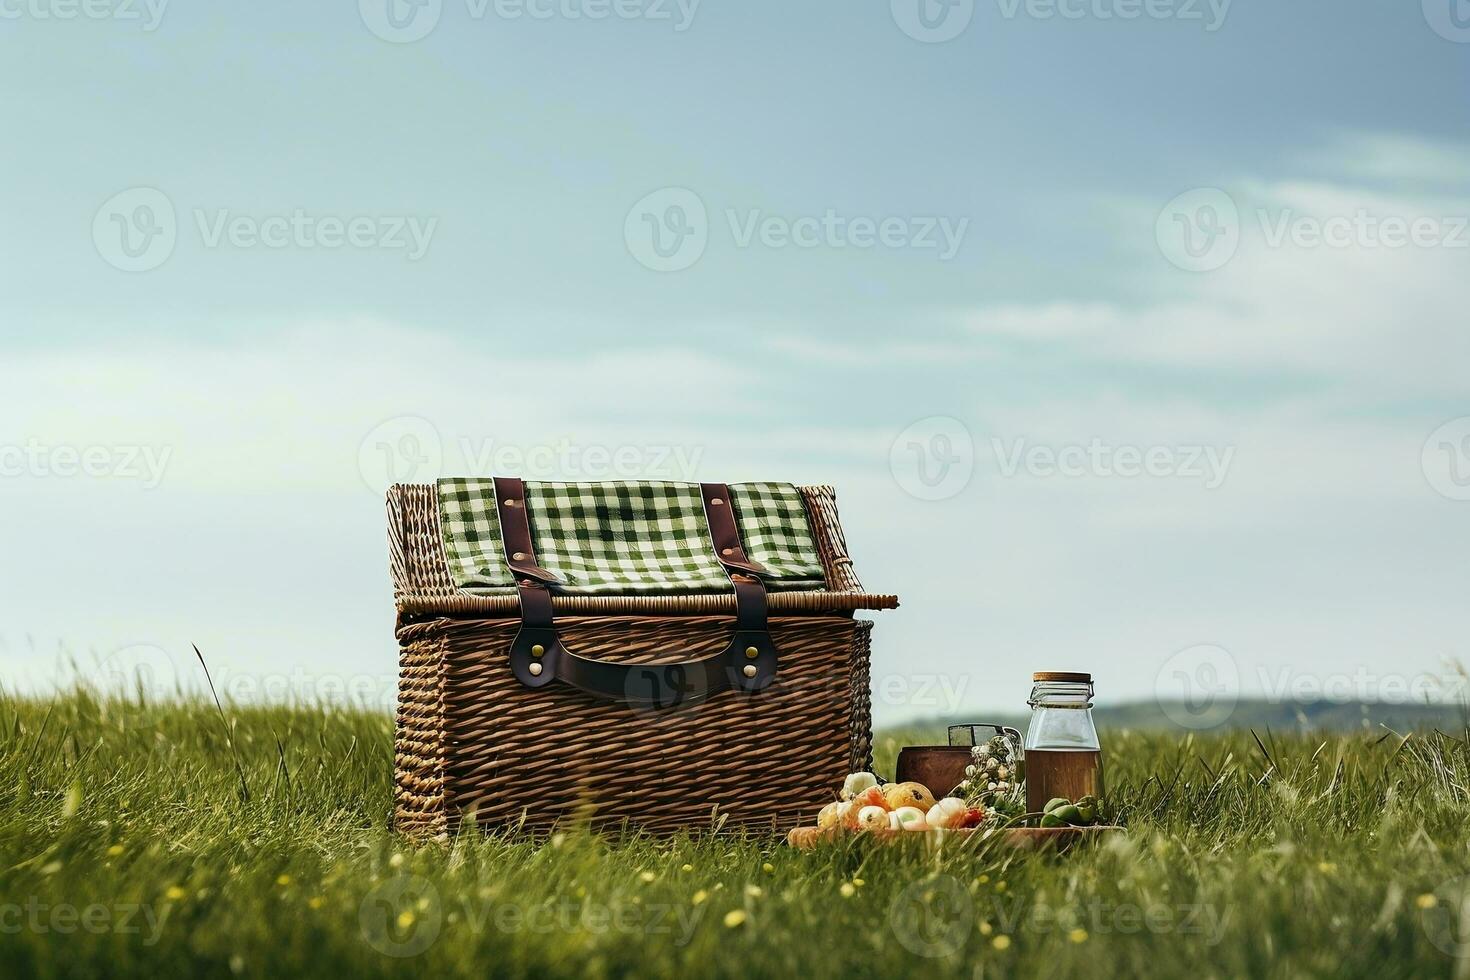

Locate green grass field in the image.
[2,692,1469,979]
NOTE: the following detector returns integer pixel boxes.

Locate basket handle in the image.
[492,477,778,707]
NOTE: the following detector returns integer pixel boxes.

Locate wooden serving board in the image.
[786,825,1123,851]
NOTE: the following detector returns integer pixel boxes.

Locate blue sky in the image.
[2,1,1468,723]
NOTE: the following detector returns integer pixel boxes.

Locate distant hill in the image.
[886,699,1470,738]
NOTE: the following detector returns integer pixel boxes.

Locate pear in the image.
[1052,804,1083,825]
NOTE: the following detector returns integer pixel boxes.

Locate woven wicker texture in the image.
[395,616,874,836]
[388,480,889,838]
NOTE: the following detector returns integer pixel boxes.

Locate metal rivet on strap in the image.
[742,664,757,678]
[531,644,545,657]
[505,498,519,507]
[529,662,543,677]
[513,551,527,561]
[745,646,758,659]
[721,548,734,556]
[711,498,724,506]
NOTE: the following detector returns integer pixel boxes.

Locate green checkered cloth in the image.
[437,479,828,595]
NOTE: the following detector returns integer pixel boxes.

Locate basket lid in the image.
[387,480,897,619]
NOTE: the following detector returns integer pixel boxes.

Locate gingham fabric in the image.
[437,479,828,594]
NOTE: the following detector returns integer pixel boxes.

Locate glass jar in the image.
[1022,671,1103,815]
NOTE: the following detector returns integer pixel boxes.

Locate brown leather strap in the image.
[699,484,767,576]
[700,484,771,633]
[494,476,559,691]
[492,476,778,706]
[506,614,777,707]
[492,477,558,588]
[494,475,556,639]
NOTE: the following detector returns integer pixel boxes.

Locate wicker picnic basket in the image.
[388,478,897,838]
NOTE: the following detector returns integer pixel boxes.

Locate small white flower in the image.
[976,745,991,759]
[988,781,998,791]
[986,758,999,772]
[996,766,1009,780]
[965,765,977,778]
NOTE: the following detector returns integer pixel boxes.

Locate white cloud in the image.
[961,302,1121,340]
[1,319,758,493]
[1298,130,1470,185]
[955,142,1470,398]
[764,334,991,366]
